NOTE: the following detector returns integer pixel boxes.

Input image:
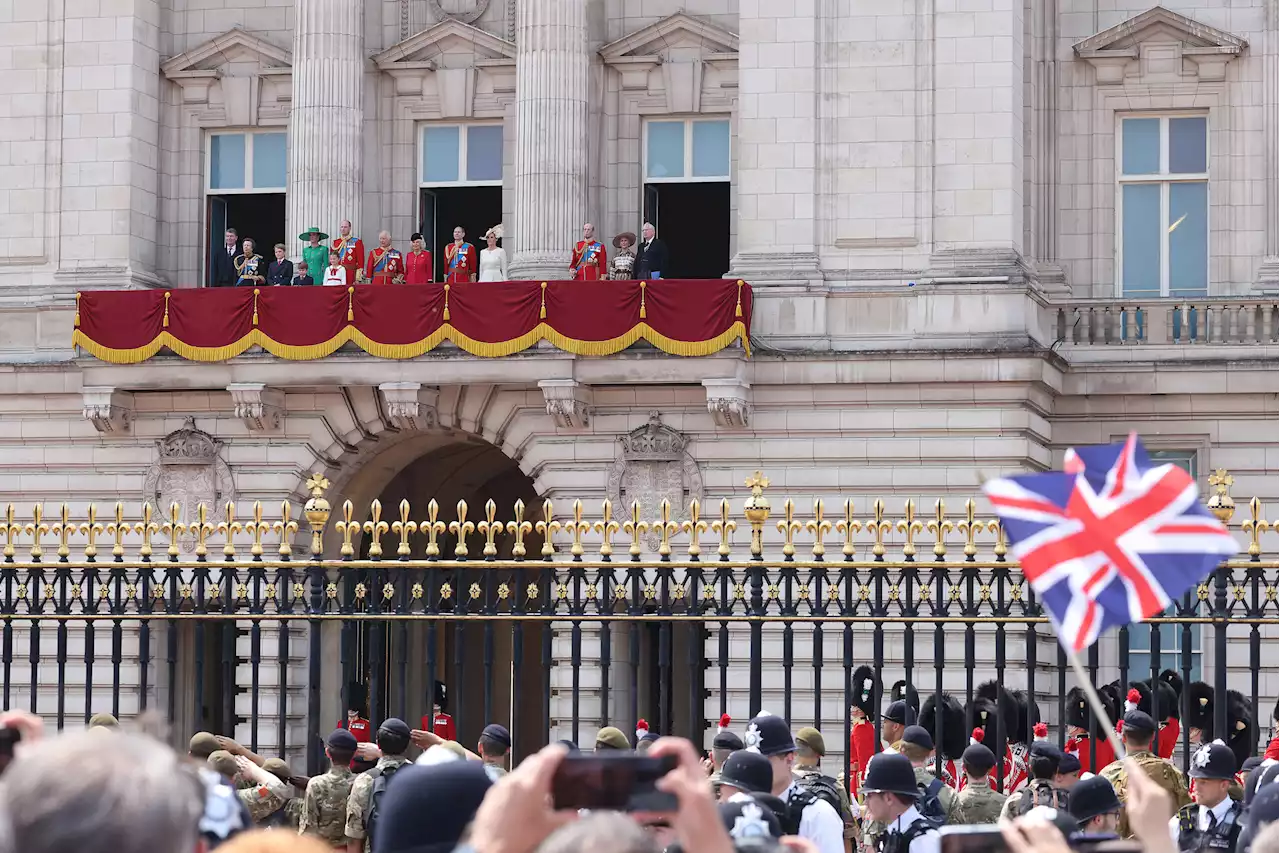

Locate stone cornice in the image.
[599,12,738,62]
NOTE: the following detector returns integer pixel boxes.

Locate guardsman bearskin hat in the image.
[851,666,879,718]
[1227,690,1254,771]
[1187,681,1214,731]
[433,679,448,712]
[1011,688,1039,745]
[971,680,1019,751]
[1124,680,1179,723]
[920,692,967,760]
[1159,669,1184,703]
[347,681,368,714]
[1066,685,1115,738]
[891,680,920,717]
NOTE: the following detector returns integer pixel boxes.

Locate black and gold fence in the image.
[0,471,1275,779]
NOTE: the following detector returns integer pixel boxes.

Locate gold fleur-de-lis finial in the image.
[106,503,127,558]
[449,500,474,558]
[623,501,648,557]
[683,499,708,557]
[52,504,74,560]
[80,505,105,560]
[535,499,559,558]
[927,499,952,558]
[866,499,890,557]
[776,499,801,558]
[215,502,241,559]
[163,503,187,558]
[335,500,359,558]
[1244,497,1271,559]
[391,500,417,558]
[595,500,620,558]
[807,499,833,558]
[568,500,590,558]
[836,499,860,558]
[3,505,18,559]
[364,500,389,559]
[478,499,502,557]
[25,504,50,559]
[195,504,216,558]
[274,501,299,557]
[957,499,981,558]
[136,503,159,559]
[249,501,270,558]
[507,499,532,558]
[653,499,679,558]
[711,499,736,558]
[422,500,446,558]
[897,500,923,558]
[987,519,1007,558]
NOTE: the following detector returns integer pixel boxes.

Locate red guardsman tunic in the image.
[570,240,607,281]
[848,719,876,798]
[1065,732,1116,775]
[420,712,456,742]
[332,236,365,286]
[444,241,475,283]
[340,716,372,743]
[364,246,404,285]
[404,249,432,285]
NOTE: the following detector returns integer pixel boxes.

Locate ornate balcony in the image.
[1052,297,1279,346]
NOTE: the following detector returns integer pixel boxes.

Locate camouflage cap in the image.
[795,727,826,756]
[88,712,119,729]
[189,731,220,759]
[595,726,630,750]
[262,757,292,781]
[207,749,240,779]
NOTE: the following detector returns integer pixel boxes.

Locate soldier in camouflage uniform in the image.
[954,740,1005,825]
[1100,710,1192,839]
[346,718,414,853]
[301,729,358,847]
[207,749,290,824]
[262,757,307,829]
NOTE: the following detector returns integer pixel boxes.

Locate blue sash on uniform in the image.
[336,238,356,264]
[448,242,473,273]
[235,255,261,286]
[371,248,400,274]
[572,241,602,275]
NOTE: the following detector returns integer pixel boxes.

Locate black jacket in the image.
[635,238,668,279]
[267,258,293,286]
[211,243,239,286]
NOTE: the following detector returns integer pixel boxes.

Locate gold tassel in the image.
[443,284,451,321]
[639,281,647,319]
[347,286,354,322]
[162,291,170,328]
[251,288,260,326]
[539,282,547,319]
[74,292,81,327]
[735,280,743,317]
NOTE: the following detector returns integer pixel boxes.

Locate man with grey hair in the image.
[363,230,405,285]
[0,728,206,853]
[635,222,668,280]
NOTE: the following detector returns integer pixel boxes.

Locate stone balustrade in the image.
[1052,297,1279,346]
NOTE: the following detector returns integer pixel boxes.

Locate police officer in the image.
[745,712,845,853]
[861,752,939,853]
[719,750,775,801]
[1069,775,1122,835]
[955,739,1004,825]
[1101,709,1192,838]
[1171,741,1244,853]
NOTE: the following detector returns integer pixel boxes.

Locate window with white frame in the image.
[1129,449,1202,680]
[419,124,503,186]
[644,118,731,182]
[1117,115,1209,297]
[207,131,287,192]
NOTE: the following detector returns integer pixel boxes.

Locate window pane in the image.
[1168,181,1208,296]
[210,134,245,190]
[1121,183,1161,295]
[1130,619,1201,681]
[1168,117,1207,174]
[251,133,287,189]
[691,120,730,178]
[1121,118,1160,175]
[646,121,685,179]
[465,125,503,182]
[422,126,460,183]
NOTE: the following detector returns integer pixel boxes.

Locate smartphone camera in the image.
[551,753,678,812]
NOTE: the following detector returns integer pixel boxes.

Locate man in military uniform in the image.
[709,714,744,798]
[794,726,859,852]
[1171,741,1244,853]
[207,750,290,824]
[301,729,358,847]
[1055,751,1082,790]
[1069,775,1122,834]
[594,726,630,751]
[849,666,880,799]
[1000,740,1068,820]
[747,711,845,853]
[346,717,413,853]
[1101,709,1192,838]
[954,737,1004,824]
[861,752,940,853]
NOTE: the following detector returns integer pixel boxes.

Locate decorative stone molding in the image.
[600,12,738,112]
[702,379,751,429]
[227,383,285,432]
[427,0,490,24]
[372,20,516,101]
[539,379,592,430]
[161,28,293,124]
[606,413,704,550]
[142,419,236,552]
[378,383,440,431]
[1073,7,1247,85]
[82,387,133,434]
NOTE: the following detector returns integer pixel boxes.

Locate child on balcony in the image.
[322,251,346,287]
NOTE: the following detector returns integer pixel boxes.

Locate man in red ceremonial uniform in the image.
[364,231,405,284]
[419,680,456,741]
[332,219,364,285]
[444,226,476,283]
[847,665,879,799]
[405,232,432,284]
[340,702,371,744]
[1064,686,1116,775]
[570,222,607,281]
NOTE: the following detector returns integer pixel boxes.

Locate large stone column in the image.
[507,0,590,281]
[286,0,364,258]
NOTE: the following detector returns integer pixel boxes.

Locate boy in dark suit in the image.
[267,243,293,286]
[291,261,315,286]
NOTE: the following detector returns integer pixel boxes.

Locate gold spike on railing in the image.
[450,500,474,558]
[137,503,158,560]
[623,501,647,558]
[107,503,127,558]
[478,499,501,557]
[568,500,589,558]
[535,499,558,558]
[928,499,952,559]
[53,504,73,560]
[79,505,104,560]
[163,503,186,559]
[335,500,358,558]
[683,499,707,558]
[3,504,17,559]
[958,499,981,559]
[807,499,832,558]
[217,502,239,560]
[867,499,889,558]
[712,498,736,558]
[249,501,270,558]
[392,500,416,558]
[25,504,49,560]
[777,499,800,558]
[836,499,859,559]
[1245,497,1271,559]
[195,504,215,559]
[653,499,679,558]
[507,499,531,558]
[989,519,1007,559]
[595,500,619,558]
[275,501,298,557]
[422,500,446,558]
[364,500,389,559]
[897,499,923,559]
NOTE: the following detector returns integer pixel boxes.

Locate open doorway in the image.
[642,182,730,279]
[420,187,504,282]
[207,193,286,286]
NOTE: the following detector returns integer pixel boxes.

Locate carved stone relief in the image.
[141,418,236,553]
[428,0,490,24]
[606,413,704,551]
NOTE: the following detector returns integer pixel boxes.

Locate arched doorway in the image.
[331,431,546,758]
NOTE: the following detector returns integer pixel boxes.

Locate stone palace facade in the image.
[0,0,1277,760]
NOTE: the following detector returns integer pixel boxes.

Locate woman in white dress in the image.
[478,225,508,282]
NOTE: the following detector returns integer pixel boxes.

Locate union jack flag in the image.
[983,434,1239,653]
